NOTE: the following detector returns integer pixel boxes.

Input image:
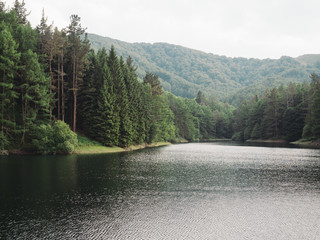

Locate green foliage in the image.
[77,134,103,147]
[88,34,318,103]
[229,75,320,142]
[311,89,320,139]
[0,131,9,150]
[0,21,20,146]
[30,121,77,154]
[232,132,243,141]
[52,121,78,153]
[2,2,320,154]
[282,106,304,141]
[143,72,163,96]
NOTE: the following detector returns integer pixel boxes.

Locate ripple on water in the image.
[1,143,320,239]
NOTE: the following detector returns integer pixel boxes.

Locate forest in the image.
[0,1,320,154]
[88,34,320,104]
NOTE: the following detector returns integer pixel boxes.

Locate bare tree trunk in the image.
[61,48,65,122]
[72,49,76,132]
[57,56,61,120]
[49,56,53,120]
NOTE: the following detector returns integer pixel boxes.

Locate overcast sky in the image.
[4,0,320,59]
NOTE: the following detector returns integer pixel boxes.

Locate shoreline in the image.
[3,138,320,156]
[290,140,320,148]
[2,142,171,156]
[246,139,320,148]
[246,139,288,143]
[74,141,171,154]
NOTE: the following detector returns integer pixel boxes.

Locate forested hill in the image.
[88,33,320,104]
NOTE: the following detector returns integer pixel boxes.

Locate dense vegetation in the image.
[88,34,320,104]
[0,1,319,154]
[0,1,229,154]
[231,75,320,142]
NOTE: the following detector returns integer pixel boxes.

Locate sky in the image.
[4,0,320,59]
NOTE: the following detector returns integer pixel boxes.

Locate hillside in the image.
[88,33,320,104]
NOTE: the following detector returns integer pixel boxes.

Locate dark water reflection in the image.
[1,143,320,239]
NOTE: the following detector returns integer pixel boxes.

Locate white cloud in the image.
[4,0,320,59]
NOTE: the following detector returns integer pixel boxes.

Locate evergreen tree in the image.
[282,106,304,141]
[123,56,143,144]
[79,49,117,146]
[303,74,320,139]
[0,2,5,12]
[0,22,20,149]
[264,88,280,138]
[66,14,89,132]
[118,57,133,146]
[52,27,67,121]
[196,90,207,105]
[311,89,320,139]
[143,72,163,96]
[21,49,51,144]
[13,0,29,25]
[36,10,55,119]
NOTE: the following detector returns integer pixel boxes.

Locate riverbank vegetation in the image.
[1,1,319,154]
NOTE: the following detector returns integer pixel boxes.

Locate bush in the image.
[52,121,78,153]
[30,124,55,154]
[302,124,312,140]
[0,132,9,151]
[31,121,78,154]
[232,131,243,141]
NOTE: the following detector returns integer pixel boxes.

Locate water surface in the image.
[1,142,320,239]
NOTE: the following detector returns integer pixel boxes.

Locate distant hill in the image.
[88,33,320,104]
[296,54,320,66]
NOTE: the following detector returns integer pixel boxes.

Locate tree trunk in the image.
[61,48,65,122]
[49,56,52,120]
[57,56,61,120]
[72,49,76,132]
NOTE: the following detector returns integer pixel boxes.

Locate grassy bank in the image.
[75,135,171,154]
[246,139,288,143]
[291,139,320,148]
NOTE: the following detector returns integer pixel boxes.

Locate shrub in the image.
[31,121,78,154]
[30,124,55,154]
[53,121,78,153]
[232,131,243,141]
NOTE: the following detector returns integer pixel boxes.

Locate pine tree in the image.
[143,72,163,96]
[116,56,132,146]
[66,14,89,132]
[21,50,51,144]
[311,89,320,139]
[303,74,320,139]
[264,88,280,138]
[36,10,55,119]
[123,56,141,144]
[52,27,67,121]
[79,49,116,145]
[0,2,5,12]
[0,22,20,149]
[13,0,30,25]
[105,47,123,145]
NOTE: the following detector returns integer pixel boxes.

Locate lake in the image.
[1,142,320,239]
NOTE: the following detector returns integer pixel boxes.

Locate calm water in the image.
[1,142,320,239]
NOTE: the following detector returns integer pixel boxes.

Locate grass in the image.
[74,134,171,154]
[291,139,320,148]
[75,134,125,154]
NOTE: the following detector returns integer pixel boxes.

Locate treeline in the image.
[0,1,233,154]
[1,1,319,154]
[0,1,81,153]
[232,74,320,142]
[87,34,319,102]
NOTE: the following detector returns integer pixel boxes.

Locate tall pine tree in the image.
[0,22,20,149]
